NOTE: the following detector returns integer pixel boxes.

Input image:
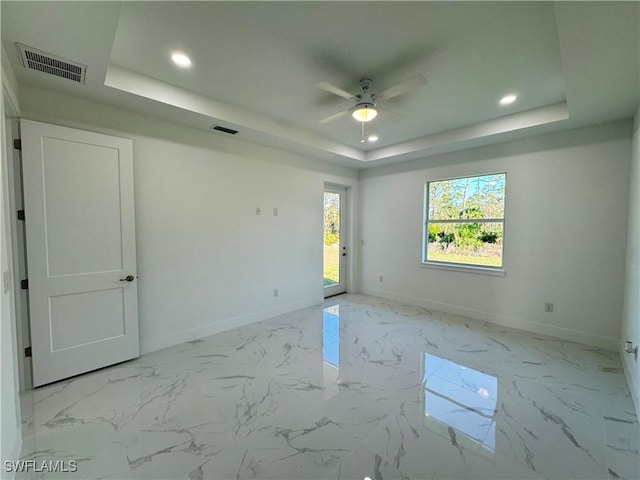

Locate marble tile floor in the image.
[16,294,640,480]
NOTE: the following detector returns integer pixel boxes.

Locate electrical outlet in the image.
[256,207,261,215]
[273,288,279,297]
[379,275,384,283]
[273,207,278,216]
[544,302,554,313]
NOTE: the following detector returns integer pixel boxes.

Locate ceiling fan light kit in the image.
[352,104,377,122]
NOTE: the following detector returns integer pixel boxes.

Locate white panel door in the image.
[21,120,139,387]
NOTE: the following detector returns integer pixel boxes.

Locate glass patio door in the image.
[323,186,347,297]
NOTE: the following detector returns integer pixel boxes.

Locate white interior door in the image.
[21,120,139,387]
[323,185,347,297]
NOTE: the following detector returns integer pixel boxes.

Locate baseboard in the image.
[140,296,321,354]
[360,286,619,351]
[620,343,640,416]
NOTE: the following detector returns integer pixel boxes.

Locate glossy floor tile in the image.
[17,294,639,479]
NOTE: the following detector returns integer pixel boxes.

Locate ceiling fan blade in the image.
[315,81,355,100]
[319,109,350,123]
[376,104,402,120]
[378,74,426,101]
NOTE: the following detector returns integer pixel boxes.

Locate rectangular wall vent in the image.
[17,43,87,84]
[211,125,239,135]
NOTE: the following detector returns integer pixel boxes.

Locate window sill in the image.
[420,261,506,277]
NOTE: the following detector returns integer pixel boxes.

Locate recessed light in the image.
[499,94,517,106]
[367,134,379,142]
[171,52,192,68]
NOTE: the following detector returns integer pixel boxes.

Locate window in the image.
[424,173,505,269]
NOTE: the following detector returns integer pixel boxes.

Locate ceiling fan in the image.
[316,74,426,124]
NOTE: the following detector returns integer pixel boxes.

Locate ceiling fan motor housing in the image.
[359,78,373,90]
[355,78,376,108]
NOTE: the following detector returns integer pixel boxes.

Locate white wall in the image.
[18,86,359,354]
[1,48,22,477]
[359,121,632,350]
[622,107,640,414]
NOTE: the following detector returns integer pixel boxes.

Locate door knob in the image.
[120,275,135,282]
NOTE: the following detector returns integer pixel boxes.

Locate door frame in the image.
[3,95,31,391]
[324,184,348,298]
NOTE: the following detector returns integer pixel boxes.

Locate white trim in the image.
[423,172,506,270]
[140,296,320,354]
[105,65,364,162]
[1,44,21,117]
[324,184,348,298]
[620,341,640,417]
[366,102,569,162]
[420,261,505,277]
[2,69,24,467]
[324,175,359,294]
[428,218,505,224]
[360,287,619,351]
[4,118,31,392]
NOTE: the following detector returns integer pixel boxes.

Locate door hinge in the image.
[20,279,28,290]
[24,346,32,357]
[17,210,25,221]
[13,139,22,150]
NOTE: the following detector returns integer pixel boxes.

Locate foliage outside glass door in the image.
[324,192,341,286]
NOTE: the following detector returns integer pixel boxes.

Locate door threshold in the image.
[324,292,347,299]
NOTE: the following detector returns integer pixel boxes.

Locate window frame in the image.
[422,172,506,274]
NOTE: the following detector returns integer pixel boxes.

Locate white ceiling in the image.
[1,1,638,168]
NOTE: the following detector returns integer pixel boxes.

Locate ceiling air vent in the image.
[17,43,86,84]
[211,125,238,135]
